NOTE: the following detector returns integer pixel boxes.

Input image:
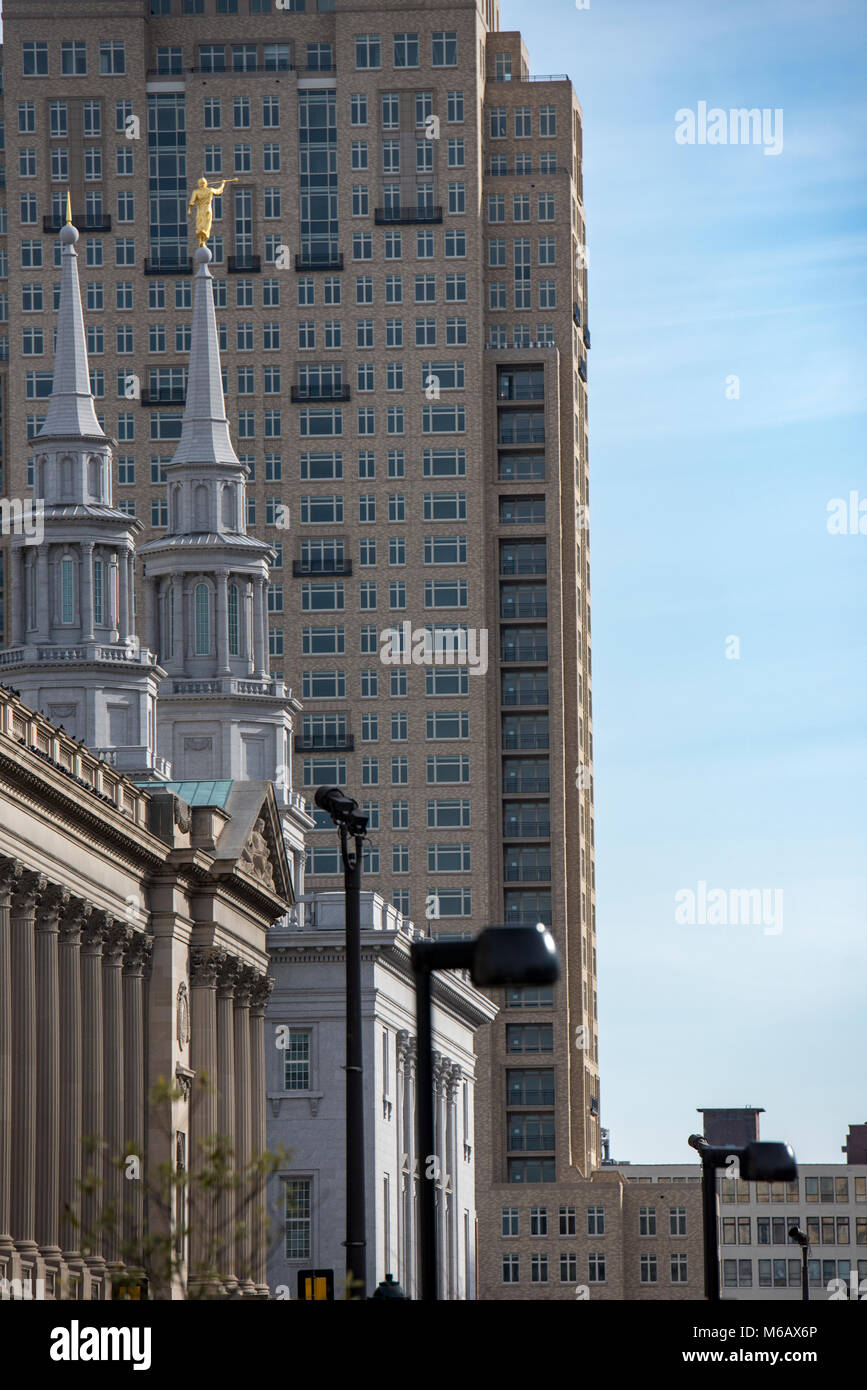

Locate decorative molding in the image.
[189,945,226,987]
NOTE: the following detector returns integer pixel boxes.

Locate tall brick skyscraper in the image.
[0,0,597,1298]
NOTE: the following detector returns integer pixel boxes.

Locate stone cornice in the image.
[0,747,166,876]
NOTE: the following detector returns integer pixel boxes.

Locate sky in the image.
[500,0,867,1163]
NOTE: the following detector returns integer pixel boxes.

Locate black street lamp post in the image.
[789,1226,810,1301]
[687,1134,798,1302]
[315,786,369,1300]
[411,923,559,1302]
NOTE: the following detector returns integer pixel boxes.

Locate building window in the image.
[502,1253,519,1283]
[588,1253,605,1283]
[194,583,210,654]
[282,1031,311,1090]
[587,1206,604,1236]
[284,1178,312,1259]
[638,1206,656,1237]
[671,1253,689,1283]
[640,1253,658,1283]
[61,557,75,624]
[100,42,126,76]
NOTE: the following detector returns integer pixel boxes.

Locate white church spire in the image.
[2,214,168,779]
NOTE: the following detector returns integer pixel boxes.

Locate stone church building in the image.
[0,222,309,1299]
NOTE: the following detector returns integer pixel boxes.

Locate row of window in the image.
[308,842,473,876]
[723,1258,867,1289]
[21,40,126,77]
[296,494,468,523]
[300,670,472,700]
[303,711,471,742]
[719,1176,866,1204]
[502,1205,687,1237]
[488,194,558,223]
[722,1216,867,1245]
[502,1253,681,1284]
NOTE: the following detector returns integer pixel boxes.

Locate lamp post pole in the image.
[338,820,366,1300]
[410,926,558,1303]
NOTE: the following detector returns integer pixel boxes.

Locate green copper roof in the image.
[138,779,235,807]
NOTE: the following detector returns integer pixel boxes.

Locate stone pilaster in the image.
[249,974,273,1297]
[0,858,24,1263]
[216,956,239,1292]
[80,540,94,642]
[188,947,223,1288]
[122,932,152,1270]
[233,969,255,1293]
[35,883,70,1266]
[11,871,46,1260]
[81,911,109,1279]
[102,921,132,1272]
[59,897,90,1270]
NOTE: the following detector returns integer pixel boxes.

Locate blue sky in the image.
[499,0,867,1162]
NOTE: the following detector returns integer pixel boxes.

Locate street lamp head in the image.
[738,1141,797,1183]
[469,922,559,988]
[314,785,368,837]
[789,1226,808,1248]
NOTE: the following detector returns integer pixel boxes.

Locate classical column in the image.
[216,957,238,1292]
[249,975,273,1297]
[253,575,267,678]
[107,551,120,642]
[214,569,231,675]
[81,912,109,1278]
[102,922,131,1272]
[122,933,152,1271]
[0,858,24,1262]
[144,574,158,657]
[432,1053,447,1300]
[171,578,184,667]
[35,884,70,1267]
[233,969,254,1293]
[36,544,50,639]
[446,1065,462,1301]
[189,947,223,1289]
[10,548,25,646]
[395,1031,409,1291]
[59,897,90,1269]
[117,548,130,646]
[80,540,95,643]
[11,871,46,1259]
[243,580,254,674]
[405,1041,418,1299]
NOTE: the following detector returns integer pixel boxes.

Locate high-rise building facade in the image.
[0,0,596,1298]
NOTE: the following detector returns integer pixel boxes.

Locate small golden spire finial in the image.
[65,190,73,226]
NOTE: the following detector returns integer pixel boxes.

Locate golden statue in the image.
[188,177,238,247]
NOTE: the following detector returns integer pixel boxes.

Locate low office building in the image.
[267,890,497,1299]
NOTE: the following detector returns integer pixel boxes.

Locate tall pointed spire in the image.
[38,219,104,441]
[171,245,239,468]
[2,216,168,779]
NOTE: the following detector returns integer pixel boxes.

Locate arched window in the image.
[195,583,210,654]
[60,457,73,499]
[93,558,104,625]
[61,556,75,625]
[228,582,239,655]
[222,484,236,530]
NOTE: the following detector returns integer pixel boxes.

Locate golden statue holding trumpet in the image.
[188,177,238,246]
